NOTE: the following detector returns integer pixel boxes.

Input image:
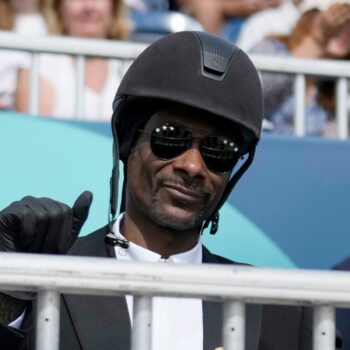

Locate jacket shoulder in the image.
[69,225,110,257]
[202,245,250,266]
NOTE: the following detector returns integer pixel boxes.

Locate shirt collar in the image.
[112,213,202,264]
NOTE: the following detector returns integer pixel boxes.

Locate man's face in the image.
[125,107,234,232]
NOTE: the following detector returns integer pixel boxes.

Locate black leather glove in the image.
[0,191,93,254]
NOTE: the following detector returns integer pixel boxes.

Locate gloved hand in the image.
[0,191,93,254]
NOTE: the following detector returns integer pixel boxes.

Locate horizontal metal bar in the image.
[252,54,350,78]
[0,32,147,59]
[1,253,350,307]
[1,33,350,79]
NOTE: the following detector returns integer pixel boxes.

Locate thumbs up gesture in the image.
[0,191,93,254]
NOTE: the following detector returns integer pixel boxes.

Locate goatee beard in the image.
[148,176,211,231]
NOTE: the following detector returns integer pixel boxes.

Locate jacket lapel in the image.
[202,246,262,350]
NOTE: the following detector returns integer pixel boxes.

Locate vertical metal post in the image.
[75,55,85,119]
[132,296,152,350]
[294,74,306,137]
[29,53,40,116]
[36,290,60,350]
[313,306,335,350]
[223,301,246,350]
[336,77,348,140]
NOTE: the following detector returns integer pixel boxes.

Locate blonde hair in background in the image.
[269,9,321,50]
[0,0,16,30]
[301,0,350,11]
[42,0,130,40]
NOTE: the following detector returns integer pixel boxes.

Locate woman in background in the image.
[15,0,130,121]
[250,2,350,136]
[0,0,46,109]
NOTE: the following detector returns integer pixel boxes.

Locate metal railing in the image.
[253,54,350,140]
[0,32,349,138]
[0,252,349,350]
[0,32,147,118]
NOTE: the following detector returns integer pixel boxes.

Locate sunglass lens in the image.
[151,124,191,160]
[201,136,240,172]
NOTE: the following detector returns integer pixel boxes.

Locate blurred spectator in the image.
[0,0,47,110]
[0,0,47,33]
[174,0,283,40]
[15,0,131,121]
[236,0,303,52]
[250,2,350,136]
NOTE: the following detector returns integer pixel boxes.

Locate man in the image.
[0,31,316,349]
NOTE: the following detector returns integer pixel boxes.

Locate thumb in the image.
[71,191,93,236]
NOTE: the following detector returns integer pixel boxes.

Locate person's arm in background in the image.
[249,2,350,117]
[219,0,281,17]
[176,0,282,34]
[292,2,350,58]
[14,68,54,116]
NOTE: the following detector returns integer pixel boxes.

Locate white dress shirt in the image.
[112,214,203,350]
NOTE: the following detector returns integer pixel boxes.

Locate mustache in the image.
[155,176,212,199]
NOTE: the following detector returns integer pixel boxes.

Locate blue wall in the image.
[1,111,349,269]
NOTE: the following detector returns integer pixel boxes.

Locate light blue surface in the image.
[203,204,296,267]
[0,111,294,267]
[0,112,113,235]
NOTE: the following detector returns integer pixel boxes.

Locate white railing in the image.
[0,252,349,350]
[0,32,147,118]
[0,32,349,138]
[253,54,350,139]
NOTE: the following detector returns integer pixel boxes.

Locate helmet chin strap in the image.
[202,145,257,235]
[109,148,119,226]
[109,99,122,227]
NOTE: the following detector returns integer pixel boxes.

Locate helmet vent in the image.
[194,31,238,81]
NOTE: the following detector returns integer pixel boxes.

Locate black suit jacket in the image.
[333,258,350,350]
[0,226,314,350]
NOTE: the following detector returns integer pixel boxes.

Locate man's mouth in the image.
[163,183,205,201]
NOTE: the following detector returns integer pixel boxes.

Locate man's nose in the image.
[172,148,207,178]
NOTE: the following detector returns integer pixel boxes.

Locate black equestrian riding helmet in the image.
[110,31,264,233]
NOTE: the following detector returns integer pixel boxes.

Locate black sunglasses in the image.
[139,122,241,173]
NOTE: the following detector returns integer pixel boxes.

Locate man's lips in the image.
[163,183,205,201]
